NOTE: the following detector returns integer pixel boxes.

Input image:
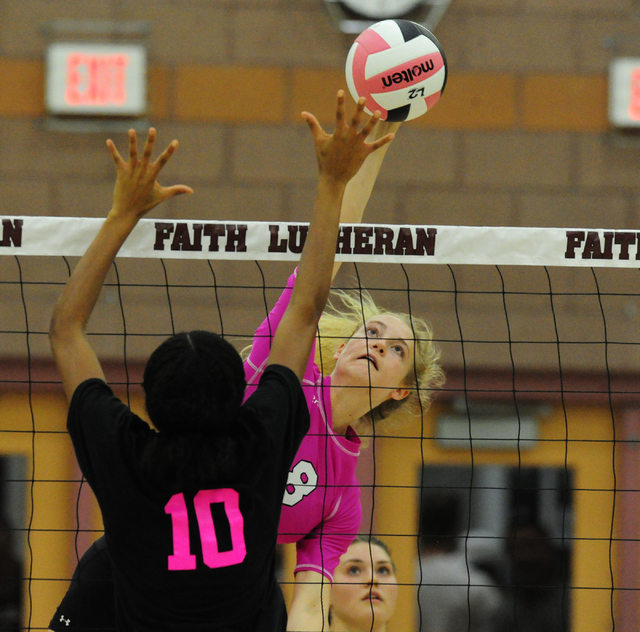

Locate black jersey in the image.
[66,365,308,632]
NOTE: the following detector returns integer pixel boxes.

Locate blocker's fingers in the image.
[152,140,179,172]
[368,132,395,151]
[370,119,401,141]
[128,129,138,164]
[360,110,382,137]
[335,90,346,127]
[350,97,368,129]
[106,139,125,167]
[160,184,194,198]
[301,110,324,138]
[140,127,157,165]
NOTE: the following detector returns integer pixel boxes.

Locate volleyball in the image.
[345,19,447,122]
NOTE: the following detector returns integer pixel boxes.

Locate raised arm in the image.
[266,91,394,380]
[332,119,400,280]
[49,129,192,401]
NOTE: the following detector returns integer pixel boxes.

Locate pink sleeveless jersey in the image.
[243,270,362,581]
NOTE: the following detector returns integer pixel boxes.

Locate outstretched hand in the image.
[301,90,395,186]
[106,128,193,222]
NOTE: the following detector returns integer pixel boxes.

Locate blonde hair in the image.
[316,288,444,432]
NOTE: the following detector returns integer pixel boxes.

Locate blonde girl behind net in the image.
[316,286,445,433]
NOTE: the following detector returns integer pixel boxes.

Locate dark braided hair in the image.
[139,331,248,493]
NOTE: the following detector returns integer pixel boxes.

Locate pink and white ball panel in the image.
[345,19,447,122]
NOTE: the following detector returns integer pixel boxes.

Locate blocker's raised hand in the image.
[301,90,395,186]
[106,127,193,221]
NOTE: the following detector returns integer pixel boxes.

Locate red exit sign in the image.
[46,42,146,116]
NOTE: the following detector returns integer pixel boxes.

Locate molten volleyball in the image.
[345,19,447,122]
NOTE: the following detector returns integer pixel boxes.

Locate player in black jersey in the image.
[48,92,393,632]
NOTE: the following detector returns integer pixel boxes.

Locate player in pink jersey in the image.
[245,267,363,581]
[245,121,444,631]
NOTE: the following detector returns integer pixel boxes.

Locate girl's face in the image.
[333,314,413,403]
[330,541,398,631]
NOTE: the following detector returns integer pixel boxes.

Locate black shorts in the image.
[49,535,287,632]
[49,537,115,632]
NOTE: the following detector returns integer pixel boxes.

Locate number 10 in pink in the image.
[164,489,246,571]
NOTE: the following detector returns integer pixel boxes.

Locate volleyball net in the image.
[1,215,639,631]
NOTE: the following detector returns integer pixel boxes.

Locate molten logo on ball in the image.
[381,59,435,88]
[345,19,447,122]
